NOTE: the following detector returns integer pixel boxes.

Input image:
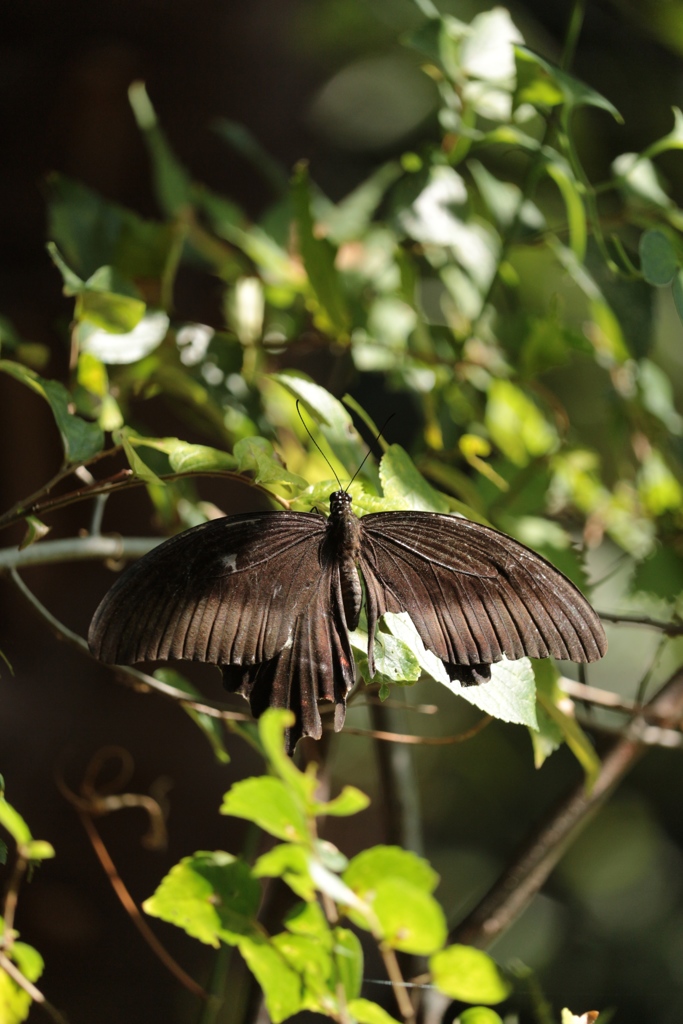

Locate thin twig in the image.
[380,946,416,1024]
[0,536,159,570]
[340,717,492,745]
[78,812,208,1000]
[8,568,250,719]
[0,951,70,1024]
[597,611,683,635]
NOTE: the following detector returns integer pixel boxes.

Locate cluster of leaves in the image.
[0,778,53,1024]
[144,709,513,1024]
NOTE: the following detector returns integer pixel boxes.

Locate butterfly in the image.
[88,488,607,751]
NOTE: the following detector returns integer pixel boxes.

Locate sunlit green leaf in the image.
[238,935,304,1023]
[257,709,318,805]
[460,1009,504,1024]
[348,999,402,1024]
[486,380,557,467]
[233,436,307,491]
[380,445,449,512]
[0,798,31,846]
[444,656,538,729]
[334,927,364,1002]
[79,312,170,365]
[430,944,511,1003]
[313,787,371,818]
[143,851,260,946]
[370,878,447,954]
[533,661,600,788]
[254,844,316,901]
[220,777,309,843]
[543,155,586,262]
[272,932,333,1008]
[637,448,683,515]
[642,106,683,159]
[0,939,44,1024]
[344,845,439,896]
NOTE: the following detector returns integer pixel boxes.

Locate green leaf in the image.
[530,660,565,768]
[344,845,439,895]
[380,445,449,512]
[284,901,330,939]
[0,940,44,1024]
[534,663,601,788]
[450,657,538,729]
[350,627,421,685]
[271,372,370,481]
[369,878,447,954]
[460,1008,505,1024]
[543,156,586,262]
[257,709,318,805]
[0,360,104,465]
[237,935,304,1024]
[22,841,55,862]
[129,82,193,216]
[220,777,309,843]
[673,269,683,326]
[272,932,333,1008]
[126,435,237,476]
[430,944,511,1004]
[19,516,51,550]
[334,927,364,1002]
[153,669,230,764]
[233,436,307,491]
[485,380,557,467]
[348,999,402,1024]
[639,229,678,286]
[515,47,622,122]
[321,162,403,245]
[254,844,316,901]
[0,797,32,845]
[143,851,260,947]
[642,106,683,159]
[291,164,350,336]
[313,787,371,818]
[116,428,164,485]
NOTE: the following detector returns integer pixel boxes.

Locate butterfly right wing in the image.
[88,511,328,667]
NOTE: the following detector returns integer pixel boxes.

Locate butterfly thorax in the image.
[326,490,363,631]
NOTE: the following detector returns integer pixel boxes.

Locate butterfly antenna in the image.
[346,413,395,492]
[296,400,343,490]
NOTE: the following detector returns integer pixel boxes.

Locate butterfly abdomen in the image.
[327,490,363,632]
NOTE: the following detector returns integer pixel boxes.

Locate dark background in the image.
[2,1,683,1022]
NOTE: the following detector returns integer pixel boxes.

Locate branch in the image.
[451,667,683,950]
[7,569,249,720]
[0,536,159,570]
[0,951,70,1024]
[597,610,683,636]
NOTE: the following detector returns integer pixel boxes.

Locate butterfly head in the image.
[329,490,353,518]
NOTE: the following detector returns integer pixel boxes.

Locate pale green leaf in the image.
[0,798,32,846]
[79,311,170,364]
[220,777,309,843]
[143,851,260,947]
[238,936,304,1024]
[19,517,51,550]
[430,944,511,1004]
[442,657,538,729]
[257,709,318,805]
[313,786,371,818]
[344,846,439,896]
[348,999,402,1024]
[334,927,364,1002]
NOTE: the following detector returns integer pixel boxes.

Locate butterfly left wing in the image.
[89,511,355,746]
[358,511,606,679]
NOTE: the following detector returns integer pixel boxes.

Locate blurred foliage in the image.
[2,1,683,1022]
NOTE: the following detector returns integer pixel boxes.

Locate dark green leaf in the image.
[233,436,307,491]
[515,47,622,121]
[129,82,193,217]
[291,164,350,336]
[0,361,103,465]
[639,230,678,286]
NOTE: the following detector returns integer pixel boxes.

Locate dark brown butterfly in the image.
[89,489,606,750]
